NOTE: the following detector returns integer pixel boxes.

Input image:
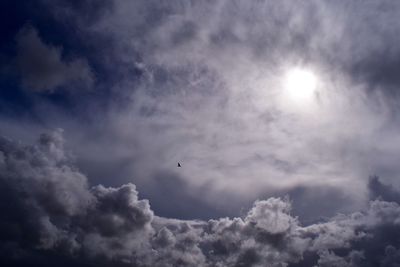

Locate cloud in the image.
[0,0,398,227]
[15,25,94,93]
[368,175,400,204]
[139,171,232,220]
[45,0,115,25]
[314,250,364,267]
[3,1,400,260]
[2,131,400,266]
[62,0,400,203]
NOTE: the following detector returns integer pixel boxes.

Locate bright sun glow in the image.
[284,68,317,103]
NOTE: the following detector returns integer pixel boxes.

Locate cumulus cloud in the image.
[1,131,400,266]
[15,25,94,93]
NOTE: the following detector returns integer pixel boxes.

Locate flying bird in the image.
[177,162,181,167]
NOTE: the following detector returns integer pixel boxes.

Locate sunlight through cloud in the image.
[284,68,317,104]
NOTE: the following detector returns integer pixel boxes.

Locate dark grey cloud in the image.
[0,130,153,265]
[1,131,400,266]
[368,175,400,204]
[15,25,94,93]
[46,0,115,25]
[286,186,356,225]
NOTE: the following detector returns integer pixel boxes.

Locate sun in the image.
[284,68,317,103]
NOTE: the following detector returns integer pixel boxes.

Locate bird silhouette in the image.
[177,162,181,167]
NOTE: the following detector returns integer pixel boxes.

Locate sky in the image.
[2,0,400,266]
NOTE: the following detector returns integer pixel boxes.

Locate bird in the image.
[177,162,182,167]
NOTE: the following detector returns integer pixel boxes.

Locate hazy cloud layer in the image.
[53,0,400,216]
[1,131,400,266]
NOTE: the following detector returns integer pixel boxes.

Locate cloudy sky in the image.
[2,0,400,266]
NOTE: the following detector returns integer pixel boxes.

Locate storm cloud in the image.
[0,131,400,266]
